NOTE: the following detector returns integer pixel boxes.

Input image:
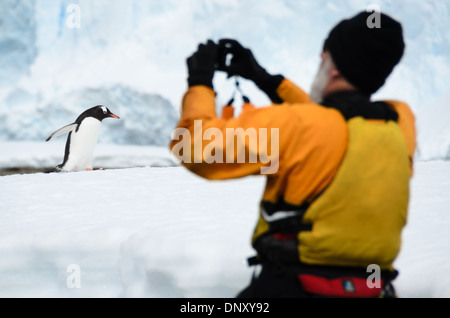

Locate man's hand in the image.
[187,40,218,89]
[217,39,284,104]
[217,39,267,82]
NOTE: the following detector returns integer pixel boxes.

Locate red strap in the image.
[298,274,383,298]
[273,233,297,241]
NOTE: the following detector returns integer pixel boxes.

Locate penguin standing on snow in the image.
[46,105,120,172]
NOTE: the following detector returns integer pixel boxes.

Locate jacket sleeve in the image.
[277,78,312,104]
[170,85,296,180]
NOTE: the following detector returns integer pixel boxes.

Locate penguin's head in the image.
[91,105,120,121]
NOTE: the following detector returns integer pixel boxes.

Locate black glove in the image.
[187,40,218,89]
[217,39,284,103]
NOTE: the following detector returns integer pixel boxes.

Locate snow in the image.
[1,0,449,298]
[0,141,176,170]
[0,142,449,298]
[395,161,450,298]
[0,143,262,298]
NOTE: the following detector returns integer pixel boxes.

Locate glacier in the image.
[0,0,449,159]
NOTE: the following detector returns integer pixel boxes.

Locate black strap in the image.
[226,76,251,107]
[322,90,399,122]
[261,199,312,234]
[247,256,261,266]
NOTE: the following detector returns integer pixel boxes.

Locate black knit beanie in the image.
[324,11,405,95]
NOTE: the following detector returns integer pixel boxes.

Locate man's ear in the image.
[330,68,341,80]
[325,53,342,80]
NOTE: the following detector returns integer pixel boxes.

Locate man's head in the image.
[310,11,405,104]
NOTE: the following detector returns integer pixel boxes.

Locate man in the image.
[170,11,416,298]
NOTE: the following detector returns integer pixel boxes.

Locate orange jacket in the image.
[170,79,416,268]
[171,79,415,202]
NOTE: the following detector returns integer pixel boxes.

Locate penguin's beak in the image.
[110,113,120,119]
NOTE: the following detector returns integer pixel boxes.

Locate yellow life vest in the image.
[298,117,411,269]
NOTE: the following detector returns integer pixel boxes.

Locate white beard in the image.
[310,58,333,104]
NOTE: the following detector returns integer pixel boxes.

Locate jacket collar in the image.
[322,90,399,122]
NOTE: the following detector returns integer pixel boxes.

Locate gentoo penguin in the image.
[46,105,120,172]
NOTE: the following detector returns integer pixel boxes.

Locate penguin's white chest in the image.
[65,118,102,171]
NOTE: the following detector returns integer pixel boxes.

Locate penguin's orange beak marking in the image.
[110,114,120,119]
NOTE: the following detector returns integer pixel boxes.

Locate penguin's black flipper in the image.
[46,123,78,142]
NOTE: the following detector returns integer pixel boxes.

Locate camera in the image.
[215,41,234,74]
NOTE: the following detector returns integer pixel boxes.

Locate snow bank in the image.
[0,160,449,298]
[0,141,176,170]
[415,90,450,161]
[395,161,450,297]
[0,166,263,298]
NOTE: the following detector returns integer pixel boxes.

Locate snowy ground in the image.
[0,142,449,298]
